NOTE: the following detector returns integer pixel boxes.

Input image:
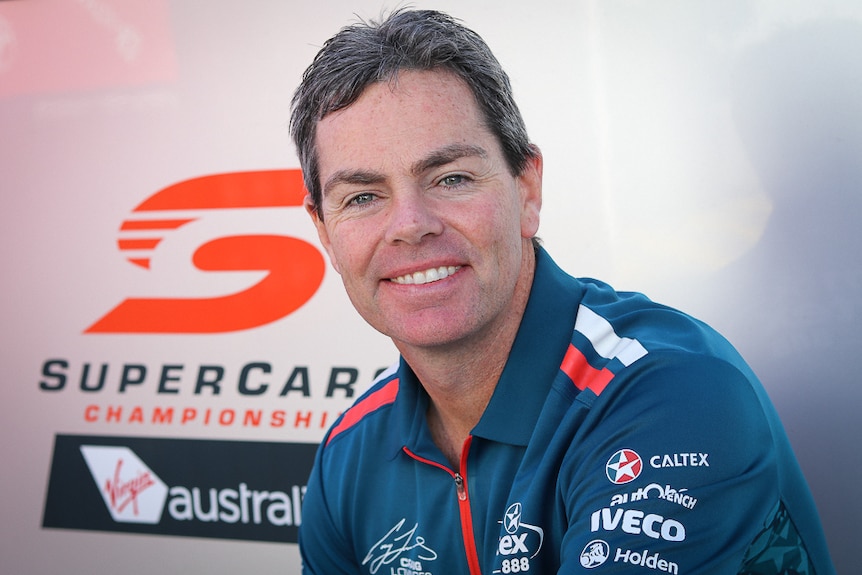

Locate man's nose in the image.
[383,187,444,245]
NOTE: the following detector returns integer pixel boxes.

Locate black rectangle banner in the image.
[42,434,318,543]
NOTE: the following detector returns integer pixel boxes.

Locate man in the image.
[289,9,834,575]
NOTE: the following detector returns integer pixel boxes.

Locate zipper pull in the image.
[454,473,467,501]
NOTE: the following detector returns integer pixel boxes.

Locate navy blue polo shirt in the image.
[300,247,834,575]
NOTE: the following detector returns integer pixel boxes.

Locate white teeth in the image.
[391,266,461,285]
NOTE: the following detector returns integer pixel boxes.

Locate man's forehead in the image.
[317,69,478,130]
[314,70,497,182]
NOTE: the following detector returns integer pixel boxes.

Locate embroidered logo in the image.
[580,539,610,569]
[362,518,438,574]
[606,448,643,485]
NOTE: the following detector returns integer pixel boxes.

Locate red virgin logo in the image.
[79,444,169,524]
[105,458,156,516]
[86,169,325,333]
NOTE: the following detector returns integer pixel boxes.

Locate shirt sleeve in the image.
[557,352,807,574]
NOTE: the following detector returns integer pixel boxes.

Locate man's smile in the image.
[389,265,462,285]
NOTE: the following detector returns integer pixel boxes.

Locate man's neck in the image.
[397,244,537,467]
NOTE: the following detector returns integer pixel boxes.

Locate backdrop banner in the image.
[1,1,858,573]
[44,434,317,543]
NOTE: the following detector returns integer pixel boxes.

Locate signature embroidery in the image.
[362,518,438,574]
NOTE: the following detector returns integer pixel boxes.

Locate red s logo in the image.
[86,169,325,333]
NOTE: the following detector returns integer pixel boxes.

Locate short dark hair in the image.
[290,8,536,217]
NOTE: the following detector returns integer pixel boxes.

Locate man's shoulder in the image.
[575,277,741,362]
[538,249,732,357]
[322,365,401,449]
[557,276,760,411]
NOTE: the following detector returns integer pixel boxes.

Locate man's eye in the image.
[440,174,467,187]
[348,192,375,206]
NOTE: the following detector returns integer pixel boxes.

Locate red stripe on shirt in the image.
[560,344,614,396]
[457,436,482,575]
[326,378,399,446]
[403,438,482,575]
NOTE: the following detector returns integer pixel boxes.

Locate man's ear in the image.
[305,195,341,274]
[518,147,543,239]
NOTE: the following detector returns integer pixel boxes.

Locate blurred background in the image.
[1,1,858,573]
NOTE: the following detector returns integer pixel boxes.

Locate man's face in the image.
[308,69,542,353]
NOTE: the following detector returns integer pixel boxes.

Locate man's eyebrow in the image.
[411,144,488,177]
[322,144,488,195]
[322,169,386,195]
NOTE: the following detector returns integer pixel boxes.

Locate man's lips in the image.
[389,265,462,285]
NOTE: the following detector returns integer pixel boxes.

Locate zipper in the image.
[456,436,482,575]
[454,473,467,501]
[403,436,482,575]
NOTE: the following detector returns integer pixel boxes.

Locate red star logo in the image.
[606,449,643,484]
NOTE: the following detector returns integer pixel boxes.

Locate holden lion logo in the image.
[606,448,643,485]
[580,539,610,569]
[86,169,325,333]
[79,445,169,524]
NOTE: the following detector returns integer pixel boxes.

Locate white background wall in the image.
[1,0,858,573]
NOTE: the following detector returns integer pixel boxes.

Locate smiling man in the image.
[289,9,834,575]
[310,68,541,466]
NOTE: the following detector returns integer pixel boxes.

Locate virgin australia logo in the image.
[79,445,169,524]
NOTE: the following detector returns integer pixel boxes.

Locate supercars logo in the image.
[605,449,643,485]
[86,169,325,333]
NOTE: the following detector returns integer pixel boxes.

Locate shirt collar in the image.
[472,247,581,445]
